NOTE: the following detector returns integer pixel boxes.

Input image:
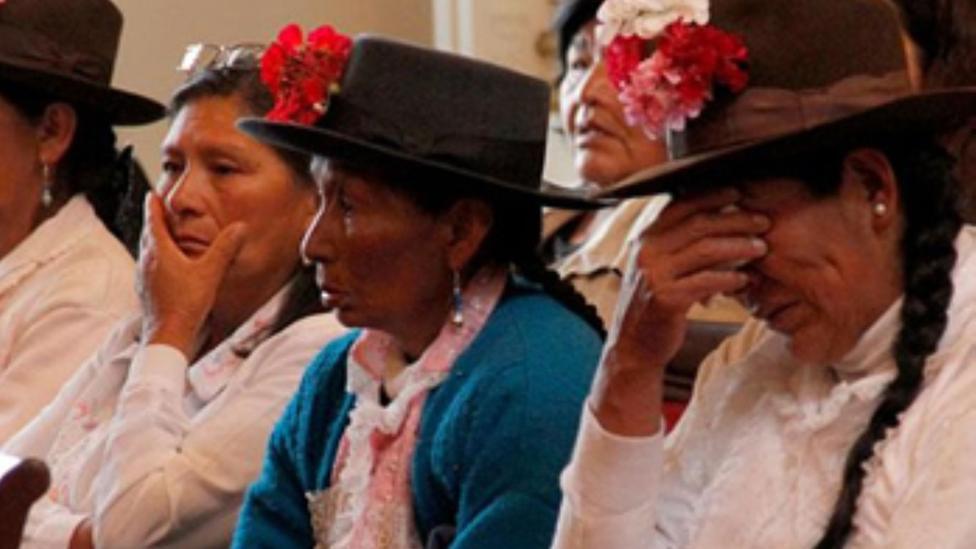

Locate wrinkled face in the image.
[300,160,453,332]
[0,94,43,259]
[158,95,316,304]
[736,177,903,363]
[558,21,667,187]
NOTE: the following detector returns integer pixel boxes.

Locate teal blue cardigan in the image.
[232,283,602,548]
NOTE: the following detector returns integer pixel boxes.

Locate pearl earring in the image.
[873,202,887,216]
[451,270,463,327]
[41,164,54,208]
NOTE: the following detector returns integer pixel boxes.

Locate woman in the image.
[3,48,342,548]
[233,34,604,548]
[0,0,165,441]
[549,0,746,412]
[553,0,976,547]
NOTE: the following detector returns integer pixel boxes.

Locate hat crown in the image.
[669,0,912,159]
[0,0,122,84]
[712,0,906,90]
[318,35,552,191]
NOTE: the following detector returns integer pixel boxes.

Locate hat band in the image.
[323,98,545,189]
[670,71,911,159]
[0,22,110,84]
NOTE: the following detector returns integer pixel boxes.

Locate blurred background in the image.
[111,0,575,185]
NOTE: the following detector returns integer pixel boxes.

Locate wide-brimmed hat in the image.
[239,35,604,208]
[0,0,164,125]
[601,0,976,198]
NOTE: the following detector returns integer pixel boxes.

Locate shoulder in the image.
[464,285,603,383]
[31,220,135,310]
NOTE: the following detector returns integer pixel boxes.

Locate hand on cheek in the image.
[137,193,246,358]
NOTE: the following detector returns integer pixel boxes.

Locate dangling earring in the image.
[41,164,54,208]
[451,269,464,327]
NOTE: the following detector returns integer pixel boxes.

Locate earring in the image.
[41,164,54,208]
[451,270,464,327]
[873,202,887,216]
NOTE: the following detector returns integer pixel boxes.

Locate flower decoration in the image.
[616,21,747,139]
[596,0,709,45]
[261,23,352,124]
[598,0,748,140]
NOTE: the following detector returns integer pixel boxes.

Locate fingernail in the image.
[751,237,768,253]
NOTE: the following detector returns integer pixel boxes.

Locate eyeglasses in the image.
[177,43,266,76]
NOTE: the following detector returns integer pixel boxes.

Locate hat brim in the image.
[238,117,611,209]
[603,88,976,198]
[0,61,165,125]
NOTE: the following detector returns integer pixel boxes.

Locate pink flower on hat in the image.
[607,20,748,139]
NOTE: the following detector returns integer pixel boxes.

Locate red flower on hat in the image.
[608,20,748,139]
[261,23,352,124]
[605,34,645,89]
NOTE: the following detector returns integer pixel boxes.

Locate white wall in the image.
[111,0,432,180]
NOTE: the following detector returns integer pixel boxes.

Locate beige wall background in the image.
[112,0,433,180]
[111,1,573,185]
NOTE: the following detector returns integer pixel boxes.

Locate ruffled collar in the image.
[766,225,976,428]
[185,282,291,402]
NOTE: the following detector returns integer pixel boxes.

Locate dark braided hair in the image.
[170,66,325,345]
[0,83,146,256]
[768,136,963,548]
[331,160,606,338]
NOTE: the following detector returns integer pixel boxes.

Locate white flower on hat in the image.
[596,0,710,44]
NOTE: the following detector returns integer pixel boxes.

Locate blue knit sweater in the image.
[232,284,602,548]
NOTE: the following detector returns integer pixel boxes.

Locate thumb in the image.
[202,222,247,273]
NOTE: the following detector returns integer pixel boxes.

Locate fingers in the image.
[651,187,741,232]
[203,222,247,274]
[144,193,180,258]
[666,235,768,279]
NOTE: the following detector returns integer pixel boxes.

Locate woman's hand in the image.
[591,188,769,436]
[137,194,246,359]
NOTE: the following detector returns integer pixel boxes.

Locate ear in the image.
[441,198,494,272]
[839,148,900,233]
[35,103,78,168]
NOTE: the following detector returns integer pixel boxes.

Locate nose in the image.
[161,166,206,219]
[299,200,336,266]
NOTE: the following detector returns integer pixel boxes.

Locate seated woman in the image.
[0,0,164,441]
[554,0,976,547]
[548,0,746,410]
[3,45,343,548]
[233,31,605,548]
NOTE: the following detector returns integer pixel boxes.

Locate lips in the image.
[173,234,211,256]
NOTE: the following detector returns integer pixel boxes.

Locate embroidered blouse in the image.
[553,226,976,548]
[0,196,137,442]
[5,286,344,549]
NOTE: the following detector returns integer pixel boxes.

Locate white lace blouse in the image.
[0,196,137,443]
[5,291,344,549]
[553,226,976,548]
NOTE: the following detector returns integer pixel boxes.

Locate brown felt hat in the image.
[239,35,607,209]
[0,0,164,125]
[602,0,976,198]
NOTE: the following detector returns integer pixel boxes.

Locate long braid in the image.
[513,247,607,339]
[814,140,963,548]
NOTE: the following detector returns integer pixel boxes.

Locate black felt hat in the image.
[0,0,164,125]
[601,0,976,198]
[239,35,604,208]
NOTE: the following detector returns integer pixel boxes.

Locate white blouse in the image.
[554,225,976,548]
[5,291,344,548]
[0,196,137,443]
